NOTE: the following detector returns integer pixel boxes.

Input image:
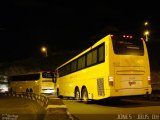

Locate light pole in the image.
[144,21,150,42]
[41,46,48,57]
[144,30,149,42]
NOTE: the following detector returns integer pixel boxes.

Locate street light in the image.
[144,30,150,42]
[143,21,150,42]
[41,46,48,57]
[144,21,148,26]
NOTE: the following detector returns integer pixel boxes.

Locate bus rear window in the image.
[42,72,54,78]
[112,35,144,56]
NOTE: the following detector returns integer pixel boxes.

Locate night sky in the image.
[0,0,159,62]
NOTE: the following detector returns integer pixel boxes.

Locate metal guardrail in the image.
[4,92,49,108]
[1,92,75,120]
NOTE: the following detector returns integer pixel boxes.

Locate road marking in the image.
[48,97,60,99]
[46,105,67,109]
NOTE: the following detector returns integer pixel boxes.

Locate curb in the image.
[44,97,75,120]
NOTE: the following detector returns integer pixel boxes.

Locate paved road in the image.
[0,95,46,120]
[63,98,160,120]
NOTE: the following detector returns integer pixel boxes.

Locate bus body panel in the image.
[9,81,40,93]
[58,62,109,100]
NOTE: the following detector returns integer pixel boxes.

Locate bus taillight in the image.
[148,76,151,85]
[108,76,114,86]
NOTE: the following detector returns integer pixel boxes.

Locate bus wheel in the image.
[82,88,89,104]
[10,88,13,93]
[26,88,29,93]
[56,89,63,98]
[30,89,33,93]
[75,88,80,101]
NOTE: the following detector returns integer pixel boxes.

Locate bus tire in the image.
[26,88,29,93]
[30,89,33,93]
[82,88,89,104]
[75,88,80,101]
[10,88,13,93]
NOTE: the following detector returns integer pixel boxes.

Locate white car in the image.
[0,84,9,93]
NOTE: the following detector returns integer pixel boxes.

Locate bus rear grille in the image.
[97,78,105,96]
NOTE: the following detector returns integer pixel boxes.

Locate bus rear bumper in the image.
[110,87,152,97]
[41,89,55,94]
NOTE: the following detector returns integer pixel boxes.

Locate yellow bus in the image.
[55,34,152,102]
[9,71,55,94]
